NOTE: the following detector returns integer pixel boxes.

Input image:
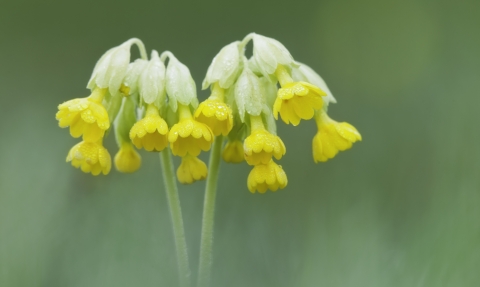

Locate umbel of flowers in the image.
[56,39,211,182]
[201,33,361,193]
[56,34,361,192]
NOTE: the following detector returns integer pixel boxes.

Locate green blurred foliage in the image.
[1,0,479,286]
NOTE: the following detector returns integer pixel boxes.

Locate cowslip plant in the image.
[55,33,361,287]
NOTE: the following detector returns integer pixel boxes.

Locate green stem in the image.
[197,135,224,287]
[159,149,191,287]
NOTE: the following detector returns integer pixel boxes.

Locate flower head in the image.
[56,88,110,142]
[244,116,285,165]
[169,104,214,157]
[129,104,169,152]
[194,84,233,136]
[66,141,111,175]
[222,140,244,163]
[312,111,362,162]
[176,155,208,184]
[114,142,141,173]
[247,160,288,193]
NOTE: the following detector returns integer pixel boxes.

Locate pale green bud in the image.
[252,34,297,78]
[291,63,337,105]
[165,53,198,111]
[259,76,278,108]
[202,41,242,90]
[139,50,166,108]
[123,59,148,97]
[234,67,264,121]
[114,97,137,145]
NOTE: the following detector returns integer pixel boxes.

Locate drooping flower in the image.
[312,110,362,162]
[194,84,233,136]
[169,104,214,157]
[56,88,110,142]
[243,115,285,165]
[273,65,326,126]
[222,140,245,163]
[114,142,141,173]
[176,155,208,184]
[129,104,169,152]
[66,140,111,175]
[247,160,288,193]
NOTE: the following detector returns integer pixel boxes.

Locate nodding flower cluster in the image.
[56,34,361,193]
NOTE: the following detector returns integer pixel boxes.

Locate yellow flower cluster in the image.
[202,33,361,193]
[56,35,361,193]
[56,88,112,175]
[55,39,218,183]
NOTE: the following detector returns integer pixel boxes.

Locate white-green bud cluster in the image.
[87,39,141,97]
[202,33,299,125]
[84,38,199,149]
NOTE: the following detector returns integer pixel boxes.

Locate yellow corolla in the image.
[222,140,245,163]
[273,65,326,126]
[312,110,362,163]
[247,160,288,193]
[129,104,169,152]
[169,104,214,157]
[114,142,141,173]
[244,116,285,165]
[176,155,208,184]
[66,140,111,175]
[56,88,110,142]
[194,99,233,136]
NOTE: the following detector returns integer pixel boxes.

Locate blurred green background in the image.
[1,0,479,286]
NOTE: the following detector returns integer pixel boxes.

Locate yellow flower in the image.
[56,88,110,142]
[273,65,326,126]
[194,99,233,136]
[129,104,169,152]
[244,116,285,165]
[176,155,208,184]
[312,111,362,163]
[66,140,111,175]
[247,160,288,193]
[114,142,141,173]
[222,140,245,163]
[169,104,214,157]
[194,84,233,136]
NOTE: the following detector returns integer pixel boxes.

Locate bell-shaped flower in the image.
[247,160,288,193]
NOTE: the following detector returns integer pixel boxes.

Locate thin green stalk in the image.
[197,135,224,287]
[159,149,191,287]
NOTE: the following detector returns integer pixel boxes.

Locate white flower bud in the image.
[165,54,198,111]
[234,67,264,121]
[202,41,242,90]
[139,50,166,107]
[87,41,133,97]
[291,63,337,104]
[252,34,297,78]
[123,59,148,96]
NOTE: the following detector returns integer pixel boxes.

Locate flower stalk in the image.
[160,149,192,287]
[197,135,223,287]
